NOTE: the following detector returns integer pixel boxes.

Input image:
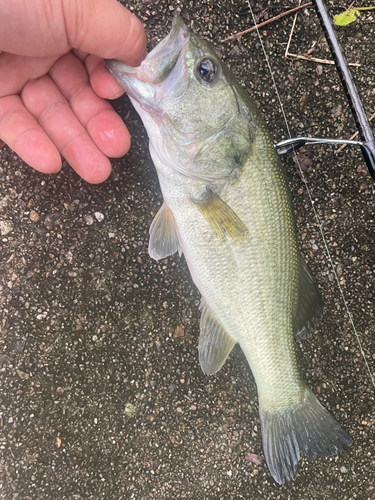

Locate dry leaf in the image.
[174,324,185,338]
[245,452,264,465]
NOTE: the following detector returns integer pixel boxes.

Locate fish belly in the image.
[156,134,302,409]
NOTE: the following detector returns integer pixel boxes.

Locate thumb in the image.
[63,0,147,66]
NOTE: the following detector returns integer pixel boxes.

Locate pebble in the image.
[16,369,29,380]
[316,65,323,76]
[340,466,348,474]
[229,45,241,56]
[29,210,40,222]
[0,220,13,236]
[94,212,104,222]
[85,215,94,225]
[44,213,59,230]
[124,403,137,417]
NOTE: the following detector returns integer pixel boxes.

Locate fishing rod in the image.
[274,0,375,182]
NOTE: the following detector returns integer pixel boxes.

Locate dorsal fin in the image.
[198,301,237,375]
[148,202,181,261]
[293,255,323,341]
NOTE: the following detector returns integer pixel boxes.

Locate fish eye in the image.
[196,58,218,83]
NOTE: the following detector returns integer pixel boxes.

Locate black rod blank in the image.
[312,0,375,181]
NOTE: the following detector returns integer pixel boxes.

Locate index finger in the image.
[63,0,147,67]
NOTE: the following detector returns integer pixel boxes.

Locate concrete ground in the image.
[0,1,374,498]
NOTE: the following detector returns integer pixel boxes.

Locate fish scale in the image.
[106,15,352,485]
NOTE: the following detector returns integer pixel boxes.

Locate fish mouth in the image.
[105,16,189,93]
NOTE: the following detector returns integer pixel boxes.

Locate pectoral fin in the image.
[293,255,323,340]
[198,302,237,375]
[149,202,181,261]
[192,188,248,241]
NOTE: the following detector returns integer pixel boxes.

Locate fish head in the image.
[106,16,256,181]
[106,17,189,107]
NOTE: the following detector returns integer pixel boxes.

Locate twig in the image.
[221,2,313,42]
[286,52,361,66]
[335,110,375,154]
[285,0,301,58]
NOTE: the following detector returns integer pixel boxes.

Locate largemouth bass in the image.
[106,16,352,484]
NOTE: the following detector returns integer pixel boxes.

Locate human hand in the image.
[0,0,146,183]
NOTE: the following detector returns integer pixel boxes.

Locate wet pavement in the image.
[1,1,374,499]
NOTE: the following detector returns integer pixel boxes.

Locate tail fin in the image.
[259,388,352,484]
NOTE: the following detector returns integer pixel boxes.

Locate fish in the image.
[105,16,352,484]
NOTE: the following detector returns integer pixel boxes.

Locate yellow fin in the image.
[192,188,248,240]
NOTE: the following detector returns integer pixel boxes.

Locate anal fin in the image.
[148,202,181,261]
[192,188,248,241]
[198,302,236,375]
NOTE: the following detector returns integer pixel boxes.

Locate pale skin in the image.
[0,0,147,183]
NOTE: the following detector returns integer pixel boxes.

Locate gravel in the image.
[0,1,374,499]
